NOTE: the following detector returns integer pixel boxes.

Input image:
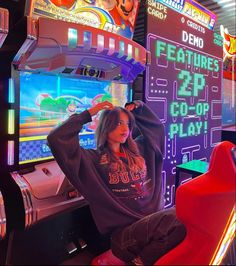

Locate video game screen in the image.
[222,78,236,127]
[19,72,131,164]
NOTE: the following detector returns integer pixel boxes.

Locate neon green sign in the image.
[177,71,205,96]
[169,121,208,138]
[156,40,219,72]
[155,39,216,139]
[170,102,209,117]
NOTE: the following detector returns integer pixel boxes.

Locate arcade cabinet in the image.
[0,7,9,236]
[0,7,9,264]
[0,0,148,264]
[132,0,223,208]
[221,26,236,144]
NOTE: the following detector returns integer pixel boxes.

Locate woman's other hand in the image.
[88,101,114,117]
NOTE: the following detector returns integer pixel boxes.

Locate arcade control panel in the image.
[11,161,87,228]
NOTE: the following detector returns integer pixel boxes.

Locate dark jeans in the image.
[111,207,186,265]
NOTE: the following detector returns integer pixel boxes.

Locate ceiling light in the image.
[222,2,236,8]
[218,0,233,3]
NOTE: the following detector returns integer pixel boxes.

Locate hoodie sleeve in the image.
[130,100,165,155]
[47,110,93,184]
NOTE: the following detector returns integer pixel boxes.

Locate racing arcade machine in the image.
[1,0,148,264]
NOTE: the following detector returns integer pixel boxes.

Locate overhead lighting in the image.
[222,2,236,8]
[218,0,233,3]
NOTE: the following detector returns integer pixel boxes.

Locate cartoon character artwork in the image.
[73,0,96,9]
[108,0,136,38]
[40,1,138,38]
[49,0,96,10]
[66,101,77,116]
[49,0,77,10]
[221,25,236,58]
[98,0,117,10]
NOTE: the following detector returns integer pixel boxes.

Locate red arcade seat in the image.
[155,141,236,265]
[91,141,236,265]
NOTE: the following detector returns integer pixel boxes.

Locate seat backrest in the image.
[155,141,236,265]
[208,141,236,186]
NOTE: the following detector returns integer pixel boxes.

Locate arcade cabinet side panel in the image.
[145,2,223,207]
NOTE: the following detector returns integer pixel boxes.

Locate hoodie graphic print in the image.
[98,152,151,210]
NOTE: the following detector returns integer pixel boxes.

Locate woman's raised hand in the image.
[125,102,136,112]
[88,101,114,117]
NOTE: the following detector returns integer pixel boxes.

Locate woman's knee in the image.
[167,222,187,250]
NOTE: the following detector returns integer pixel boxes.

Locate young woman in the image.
[47,100,186,265]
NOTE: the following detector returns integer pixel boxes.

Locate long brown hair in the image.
[95,107,146,171]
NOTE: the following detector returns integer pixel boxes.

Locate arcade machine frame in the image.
[0,7,9,242]
[0,0,149,264]
[221,26,236,144]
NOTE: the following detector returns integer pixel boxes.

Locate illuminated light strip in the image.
[127,44,133,61]
[135,47,139,62]
[83,31,92,50]
[68,28,78,49]
[19,156,53,165]
[210,206,236,265]
[129,89,133,102]
[19,132,94,142]
[97,34,104,53]
[20,135,48,142]
[8,78,15,103]
[7,141,14,165]
[118,41,125,58]
[8,110,15,134]
[108,38,115,55]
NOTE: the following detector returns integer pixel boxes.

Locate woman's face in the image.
[116,0,134,21]
[107,111,130,146]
